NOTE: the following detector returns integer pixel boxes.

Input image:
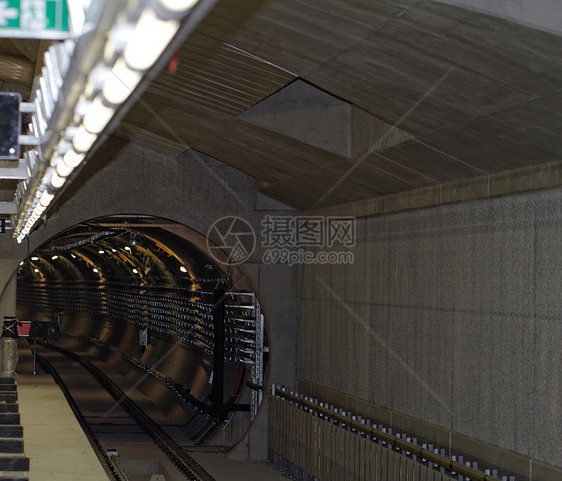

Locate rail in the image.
[272,385,507,481]
[34,351,128,481]
[37,341,217,481]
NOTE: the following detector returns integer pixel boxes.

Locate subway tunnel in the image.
[16,215,266,447]
[0,1,562,481]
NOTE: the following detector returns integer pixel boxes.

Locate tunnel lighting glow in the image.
[124,246,131,251]
[31,257,39,261]
[34,268,39,273]
[13,0,215,242]
[132,268,139,274]
[112,249,116,253]
[19,261,24,266]
[63,150,86,168]
[99,250,105,254]
[124,11,180,71]
[72,126,97,153]
[56,160,73,178]
[180,266,188,273]
[159,0,199,13]
[52,255,58,260]
[102,59,142,105]
[39,191,55,208]
[93,268,99,273]
[83,97,115,134]
[50,171,67,189]
[71,253,76,258]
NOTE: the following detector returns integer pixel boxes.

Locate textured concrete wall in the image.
[300,186,562,469]
[0,236,26,322]
[0,259,20,320]
[435,0,562,35]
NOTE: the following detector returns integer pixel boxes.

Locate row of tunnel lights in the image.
[24,249,190,276]
[16,0,204,242]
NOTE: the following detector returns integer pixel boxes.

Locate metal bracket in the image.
[19,102,36,114]
[0,159,30,180]
[18,135,41,146]
[0,202,17,215]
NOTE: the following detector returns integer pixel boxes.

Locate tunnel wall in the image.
[299,186,562,475]
[24,138,300,459]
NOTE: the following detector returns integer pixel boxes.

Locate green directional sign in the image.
[0,0,71,39]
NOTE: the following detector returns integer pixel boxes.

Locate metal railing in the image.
[271,386,510,481]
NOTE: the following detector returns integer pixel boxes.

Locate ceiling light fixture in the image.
[102,59,142,105]
[124,10,180,71]
[159,0,199,14]
[13,0,217,243]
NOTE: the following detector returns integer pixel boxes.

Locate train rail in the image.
[32,340,217,481]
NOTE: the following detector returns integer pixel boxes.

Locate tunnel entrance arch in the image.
[16,214,268,448]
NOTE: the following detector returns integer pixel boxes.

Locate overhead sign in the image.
[0,92,21,160]
[0,0,71,39]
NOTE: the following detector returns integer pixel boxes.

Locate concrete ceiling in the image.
[2,0,562,215]
[119,0,562,210]
[0,39,38,98]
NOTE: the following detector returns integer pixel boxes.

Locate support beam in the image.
[0,202,17,215]
[0,160,30,180]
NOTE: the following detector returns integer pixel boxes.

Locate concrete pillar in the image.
[0,259,20,376]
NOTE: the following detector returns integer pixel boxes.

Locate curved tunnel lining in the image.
[16,214,268,448]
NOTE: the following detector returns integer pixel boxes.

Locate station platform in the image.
[16,344,110,481]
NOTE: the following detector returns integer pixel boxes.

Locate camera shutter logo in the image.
[207,216,256,265]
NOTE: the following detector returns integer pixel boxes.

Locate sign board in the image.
[0,92,21,160]
[0,0,71,39]
[17,320,31,336]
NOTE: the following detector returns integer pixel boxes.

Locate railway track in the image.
[32,340,217,481]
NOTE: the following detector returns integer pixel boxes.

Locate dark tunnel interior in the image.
[15,215,267,448]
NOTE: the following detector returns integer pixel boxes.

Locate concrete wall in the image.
[435,0,562,36]
[22,138,300,459]
[0,233,26,316]
[299,186,562,471]
[0,236,25,374]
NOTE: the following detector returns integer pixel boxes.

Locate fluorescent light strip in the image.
[124,10,180,71]
[15,0,208,242]
[159,0,199,13]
